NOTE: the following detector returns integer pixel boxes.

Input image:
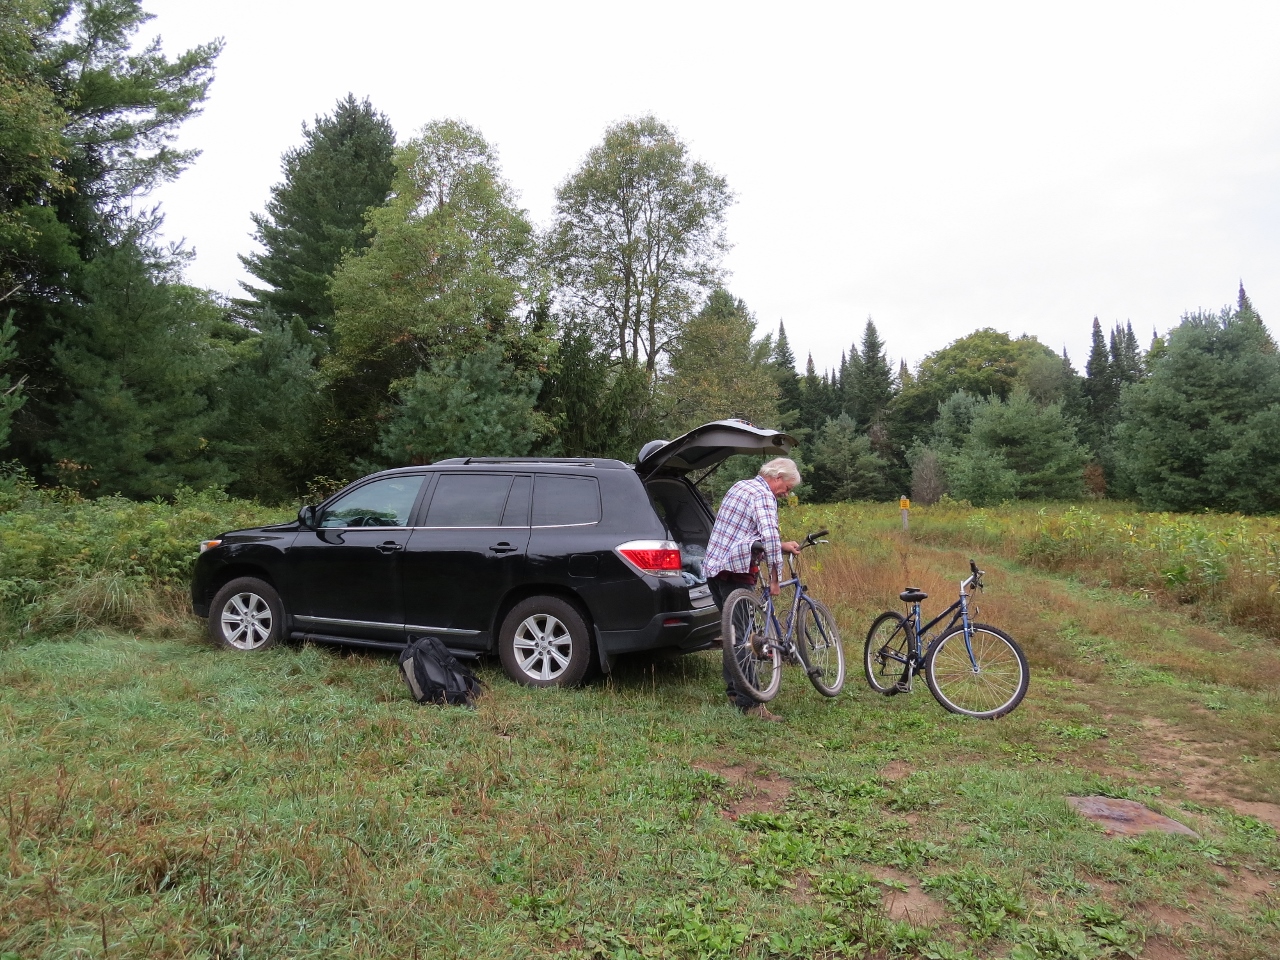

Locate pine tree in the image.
[967,389,1089,500]
[210,309,322,501]
[537,323,658,460]
[1237,281,1261,323]
[853,317,894,426]
[1,1,221,479]
[1084,317,1110,402]
[1082,317,1113,451]
[839,341,862,420]
[797,353,827,436]
[378,342,548,464]
[1109,321,1143,388]
[238,95,396,349]
[772,321,802,426]
[1115,300,1280,512]
[807,413,892,502]
[46,244,233,497]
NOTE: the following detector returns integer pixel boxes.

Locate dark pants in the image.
[709,573,759,711]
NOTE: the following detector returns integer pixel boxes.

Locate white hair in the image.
[759,458,801,485]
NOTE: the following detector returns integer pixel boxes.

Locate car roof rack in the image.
[423,457,630,470]
[423,457,626,468]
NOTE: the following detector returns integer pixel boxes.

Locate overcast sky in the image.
[144,0,1280,374]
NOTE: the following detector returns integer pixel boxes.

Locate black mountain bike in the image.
[864,560,1028,718]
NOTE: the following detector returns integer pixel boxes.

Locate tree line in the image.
[3,1,1279,514]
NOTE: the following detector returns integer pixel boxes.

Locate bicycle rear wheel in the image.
[864,611,911,695]
[721,588,782,703]
[796,598,845,696]
[924,623,1028,718]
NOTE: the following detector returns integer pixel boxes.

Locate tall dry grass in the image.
[791,508,1280,701]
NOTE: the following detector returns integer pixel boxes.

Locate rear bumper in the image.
[597,603,720,658]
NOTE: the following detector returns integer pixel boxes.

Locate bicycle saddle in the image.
[900,588,928,603]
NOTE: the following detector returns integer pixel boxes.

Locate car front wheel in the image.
[209,577,283,652]
[498,596,592,688]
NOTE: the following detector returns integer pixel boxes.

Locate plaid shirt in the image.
[703,475,783,582]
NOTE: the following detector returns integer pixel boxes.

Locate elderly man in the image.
[703,458,802,720]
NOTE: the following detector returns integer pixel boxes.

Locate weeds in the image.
[1,497,1279,957]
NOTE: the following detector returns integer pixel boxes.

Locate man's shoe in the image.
[744,703,781,722]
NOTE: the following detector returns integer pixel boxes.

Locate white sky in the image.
[144,0,1280,374]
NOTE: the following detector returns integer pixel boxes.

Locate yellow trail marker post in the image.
[900,496,910,533]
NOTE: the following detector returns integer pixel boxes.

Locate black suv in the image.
[191,421,795,688]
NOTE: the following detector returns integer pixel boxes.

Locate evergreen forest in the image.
[3,1,1278,514]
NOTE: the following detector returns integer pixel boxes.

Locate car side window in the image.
[317,476,424,528]
[533,475,600,526]
[502,476,532,526]
[424,474,514,527]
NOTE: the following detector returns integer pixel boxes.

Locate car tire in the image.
[208,577,284,652]
[498,596,592,688]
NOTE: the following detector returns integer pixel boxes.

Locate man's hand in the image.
[782,540,801,555]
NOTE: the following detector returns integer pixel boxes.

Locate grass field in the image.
[2,501,1279,959]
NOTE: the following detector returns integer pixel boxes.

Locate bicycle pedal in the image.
[894,681,911,694]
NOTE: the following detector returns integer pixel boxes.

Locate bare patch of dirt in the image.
[1221,867,1277,908]
[695,761,792,820]
[879,760,912,781]
[1142,902,1195,931]
[1134,718,1277,818]
[791,870,812,903]
[1140,935,1187,960]
[867,866,947,924]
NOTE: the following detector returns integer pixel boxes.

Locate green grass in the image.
[2,505,1280,958]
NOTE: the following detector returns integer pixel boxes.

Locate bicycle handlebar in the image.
[967,558,985,592]
[802,528,829,548]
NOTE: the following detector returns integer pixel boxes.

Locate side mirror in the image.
[298,505,317,528]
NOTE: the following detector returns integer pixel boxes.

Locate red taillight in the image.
[615,540,682,577]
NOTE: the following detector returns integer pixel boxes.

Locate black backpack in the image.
[399,636,484,706]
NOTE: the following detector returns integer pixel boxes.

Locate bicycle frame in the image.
[893,570,982,687]
[721,528,846,702]
[752,550,819,657]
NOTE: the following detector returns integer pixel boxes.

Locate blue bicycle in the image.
[864,560,1028,718]
[721,529,846,702]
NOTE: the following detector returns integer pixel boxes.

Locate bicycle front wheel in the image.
[864,611,911,695]
[721,588,782,703]
[924,623,1028,718]
[797,599,845,696]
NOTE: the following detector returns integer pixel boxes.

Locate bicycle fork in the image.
[957,589,981,674]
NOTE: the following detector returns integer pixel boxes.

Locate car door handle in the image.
[376,541,404,554]
[490,542,519,554]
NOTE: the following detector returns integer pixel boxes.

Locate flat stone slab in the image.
[1067,796,1200,838]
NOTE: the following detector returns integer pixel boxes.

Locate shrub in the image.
[0,470,287,639]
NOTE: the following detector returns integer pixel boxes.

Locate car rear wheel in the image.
[209,577,283,652]
[498,596,592,688]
